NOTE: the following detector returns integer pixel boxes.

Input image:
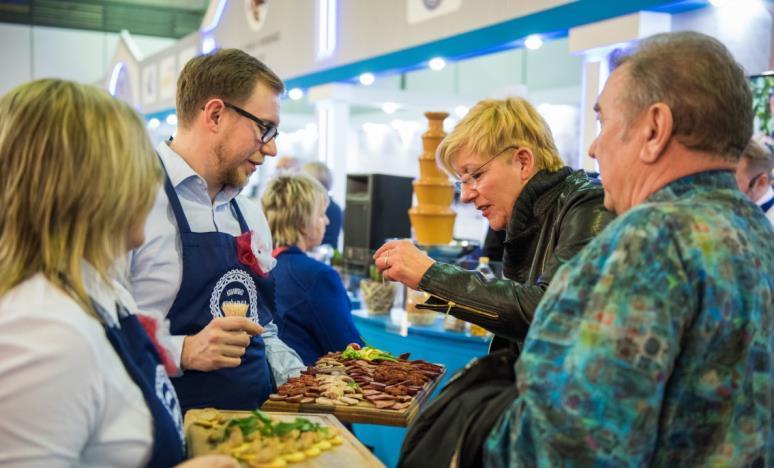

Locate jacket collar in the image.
[506,167,572,242]
[275,245,304,256]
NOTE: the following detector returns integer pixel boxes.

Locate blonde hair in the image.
[436,97,564,175]
[261,173,328,247]
[0,79,161,316]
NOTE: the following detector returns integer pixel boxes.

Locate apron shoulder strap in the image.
[89,297,119,328]
[157,153,193,234]
[230,198,251,233]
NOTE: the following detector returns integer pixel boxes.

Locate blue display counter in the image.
[350,308,490,468]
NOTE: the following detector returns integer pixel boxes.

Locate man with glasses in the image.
[374,96,614,355]
[736,139,774,225]
[129,48,304,412]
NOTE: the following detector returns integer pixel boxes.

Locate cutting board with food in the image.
[261,344,445,426]
[185,408,384,468]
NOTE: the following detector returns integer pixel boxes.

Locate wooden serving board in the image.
[184,409,384,468]
[261,368,446,426]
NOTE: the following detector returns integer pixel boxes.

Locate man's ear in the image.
[514,147,536,180]
[639,103,673,164]
[201,99,225,132]
[755,172,771,191]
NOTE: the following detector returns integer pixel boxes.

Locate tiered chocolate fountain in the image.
[408,112,456,245]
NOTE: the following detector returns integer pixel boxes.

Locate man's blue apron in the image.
[161,170,275,413]
[92,300,185,468]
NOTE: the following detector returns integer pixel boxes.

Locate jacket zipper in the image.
[421,291,500,320]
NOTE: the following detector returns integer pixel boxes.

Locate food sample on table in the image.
[189,408,343,467]
[221,301,249,317]
[269,344,444,412]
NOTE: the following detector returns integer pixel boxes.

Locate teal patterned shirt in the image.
[485,171,773,467]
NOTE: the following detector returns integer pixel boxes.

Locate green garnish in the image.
[222,409,327,441]
[341,344,398,362]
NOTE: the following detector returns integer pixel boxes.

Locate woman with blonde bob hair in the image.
[374,96,614,356]
[376,96,615,467]
[262,173,362,365]
[0,79,235,467]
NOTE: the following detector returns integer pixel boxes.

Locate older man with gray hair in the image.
[484,31,772,467]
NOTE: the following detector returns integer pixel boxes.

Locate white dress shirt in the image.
[0,264,153,467]
[129,141,304,385]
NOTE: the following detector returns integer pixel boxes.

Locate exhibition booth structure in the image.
[95,1,772,466]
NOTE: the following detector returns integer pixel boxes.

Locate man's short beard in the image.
[215,143,248,189]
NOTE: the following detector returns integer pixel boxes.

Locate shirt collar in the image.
[80,260,120,327]
[646,170,738,204]
[156,140,242,203]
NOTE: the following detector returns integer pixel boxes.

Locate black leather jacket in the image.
[416,168,614,352]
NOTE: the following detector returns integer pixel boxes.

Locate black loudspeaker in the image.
[343,173,413,273]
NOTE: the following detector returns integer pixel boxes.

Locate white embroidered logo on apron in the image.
[209,269,260,323]
[155,365,185,446]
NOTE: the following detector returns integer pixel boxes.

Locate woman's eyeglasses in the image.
[455,146,519,190]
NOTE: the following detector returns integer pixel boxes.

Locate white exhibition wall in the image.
[0,23,174,96]
[1,2,771,245]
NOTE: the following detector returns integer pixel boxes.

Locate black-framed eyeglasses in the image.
[454,146,519,191]
[223,102,279,144]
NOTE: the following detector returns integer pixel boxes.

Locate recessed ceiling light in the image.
[359,73,375,86]
[429,57,446,71]
[525,34,543,50]
[288,88,304,100]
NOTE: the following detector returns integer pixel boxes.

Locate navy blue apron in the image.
[161,169,275,413]
[761,197,774,214]
[92,299,185,468]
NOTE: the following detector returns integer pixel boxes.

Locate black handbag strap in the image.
[399,349,518,468]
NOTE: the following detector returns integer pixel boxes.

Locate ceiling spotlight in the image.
[359,73,375,86]
[382,102,400,114]
[166,114,178,126]
[201,36,217,54]
[525,34,543,50]
[148,118,160,129]
[429,57,446,71]
[288,88,304,100]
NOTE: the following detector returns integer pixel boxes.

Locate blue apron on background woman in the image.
[92,300,185,468]
[161,170,275,413]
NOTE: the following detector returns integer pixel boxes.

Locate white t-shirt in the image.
[0,266,153,467]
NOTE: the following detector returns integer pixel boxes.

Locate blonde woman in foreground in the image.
[0,79,236,467]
